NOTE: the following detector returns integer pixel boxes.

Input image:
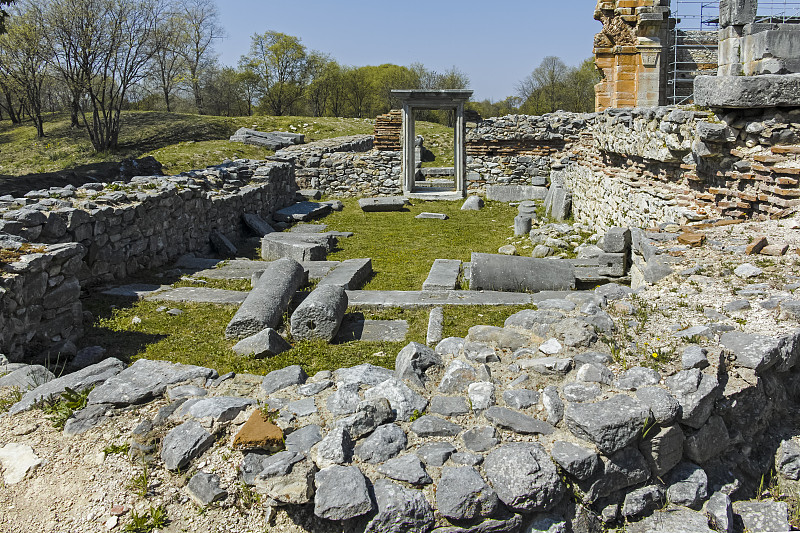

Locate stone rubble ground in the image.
[2,211,800,533]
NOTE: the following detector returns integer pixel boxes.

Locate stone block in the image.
[358,197,408,212]
[469,253,576,292]
[694,74,800,108]
[597,253,628,277]
[602,227,632,253]
[485,185,547,202]
[318,258,372,290]
[720,0,757,27]
[422,259,461,291]
[260,233,330,262]
[290,284,347,342]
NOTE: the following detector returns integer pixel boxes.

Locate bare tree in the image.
[0,0,16,34]
[174,0,224,115]
[150,9,187,112]
[517,56,568,114]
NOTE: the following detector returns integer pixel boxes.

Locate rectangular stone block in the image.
[423,259,462,291]
[602,227,632,253]
[485,185,547,203]
[597,253,628,277]
[469,253,576,292]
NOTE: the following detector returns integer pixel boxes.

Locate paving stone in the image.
[161,420,215,471]
[314,465,373,520]
[285,424,322,455]
[310,427,353,469]
[186,472,227,506]
[365,479,436,533]
[177,396,254,423]
[614,366,660,390]
[427,307,444,346]
[639,424,685,477]
[318,257,372,290]
[436,466,500,521]
[565,395,650,454]
[0,365,54,391]
[622,485,666,520]
[502,389,539,409]
[411,415,462,437]
[395,342,442,389]
[346,289,537,308]
[275,201,332,222]
[706,491,733,533]
[416,442,456,466]
[354,423,407,464]
[483,406,555,435]
[9,358,124,415]
[484,442,565,513]
[336,398,393,439]
[627,507,714,533]
[542,386,564,425]
[88,359,216,407]
[423,259,461,290]
[575,362,614,385]
[635,386,680,425]
[666,462,708,509]
[462,426,499,453]
[261,365,307,395]
[335,364,393,386]
[665,369,719,428]
[333,318,410,343]
[377,454,432,485]
[0,443,43,484]
[551,441,600,480]
[468,382,496,411]
[365,378,428,422]
[734,500,790,533]
[430,395,470,416]
[438,360,479,394]
[562,383,600,403]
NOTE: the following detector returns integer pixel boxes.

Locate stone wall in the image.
[1,242,85,363]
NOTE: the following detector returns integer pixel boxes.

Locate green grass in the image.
[324,198,518,290]
[0,112,454,177]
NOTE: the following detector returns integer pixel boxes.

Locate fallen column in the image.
[225,258,307,339]
[469,253,576,292]
[290,284,348,342]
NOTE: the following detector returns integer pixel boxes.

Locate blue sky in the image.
[216,1,601,102]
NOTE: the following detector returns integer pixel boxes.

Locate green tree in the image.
[242,30,309,116]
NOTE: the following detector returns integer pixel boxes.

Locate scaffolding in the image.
[667,1,800,105]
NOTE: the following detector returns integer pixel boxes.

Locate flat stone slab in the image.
[318,258,372,290]
[422,259,461,291]
[359,197,408,212]
[695,73,800,108]
[346,290,535,308]
[485,185,547,202]
[145,287,247,305]
[101,283,166,299]
[415,212,448,220]
[274,202,331,222]
[183,259,338,282]
[335,320,409,342]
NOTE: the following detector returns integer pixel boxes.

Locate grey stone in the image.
[64,346,107,373]
[430,395,470,417]
[290,284,347,341]
[719,0,757,26]
[542,386,564,425]
[335,364,393,386]
[720,331,782,372]
[285,424,323,455]
[255,455,315,505]
[462,426,499,453]
[365,479,435,533]
[286,398,318,417]
[602,227,632,254]
[336,398,393,439]
[635,386,680,425]
[526,515,568,533]
[451,452,483,466]
[666,369,719,428]
[336,319,409,343]
[167,385,207,400]
[639,424,685,477]
[706,492,733,533]
[357,197,407,212]
[88,359,216,407]
[209,230,237,257]
[470,253,575,292]
[438,360,479,394]
[262,365,307,395]
[627,508,714,533]
[565,395,650,454]
[551,441,600,480]
[724,299,751,312]
[505,309,564,336]
[463,342,499,364]
[622,485,666,520]
[326,382,361,416]
[468,382,496,411]
[297,379,332,397]
[461,196,484,211]
[225,258,306,338]
[595,283,633,302]
[537,299,576,312]
[467,325,532,351]
[515,215,532,236]
[588,447,651,501]
[230,128,301,149]
[365,378,427,422]
[544,185,572,221]
[242,213,275,236]
[177,396,254,423]
[436,337,466,357]
[694,74,800,109]
[574,351,613,366]
[483,406,555,435]
[275,201,331,222]
[683,346,709,370]
[733,500,790,533]
[186,472,227,505]
[576,362,614,385]
[436,466,499,521]
[518,357,573,375]
[485,184,547,202]
[0,365,54,391]
[777,439,800,481]
[503,389,539,409]
[416,212,448,220]
[779,300,800,321]
[314,465,373,520]
[395,341,442,389]
[310,427,353,469]
[261,231,331,262]
[562,383,600,403]
[411,415,462,437]
[666,462,708,509]
[319,257,372,290]
[484,442,564,513]
[427,307,445,346]
[417,442,456,466]
[377,454,432,485]
[161,420,215,470]
[63,404,108,436]
[231,328,291,358]
[354,423,407,464]
[9,358,124,415]
[615,367,660,391]
[240,453,273,485]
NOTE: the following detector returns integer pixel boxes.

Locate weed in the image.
[0,387,22,413]
[123,505,168,533]
[148,505,168,529]
[237,482,261,510]
[41,386,92,429]
[103,443,131,456]
[734,317,747,325]
[409,409,422,422]
[128,463,151,498]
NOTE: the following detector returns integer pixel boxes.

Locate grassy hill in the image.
[0,111,455,179]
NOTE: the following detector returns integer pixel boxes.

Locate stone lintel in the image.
[694,74,800,108]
